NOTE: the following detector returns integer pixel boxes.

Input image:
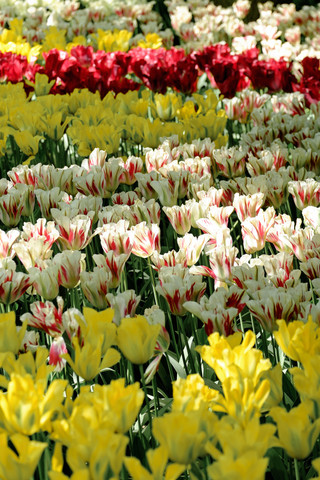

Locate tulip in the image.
[20,297,64,337]
[270,401,320,459]
[207,451,268,480]
[303,205,320,230]
[92,379,144,434]
[0,373,67,435]
[241,207,276,254]
[80,269,112,310]
[163,204,192,236]
[97,219,133,256]
[117,315,161,365]
[156,265,206,316]
[124,446,185,480]
[288,178,320,210]
[153,411,207,465]
[0,190,24,227]
[136,171,162,200]
[105,290,141,326]
[93,251,129,289]
[0,433,47,480]
[30,264,60,301]
[35,187,71,220]
[51,209,96,251]
[0,311,27,354]
[233,192,265,222]
[53,250,85,289]
[49,337,68,372]
[130,222,160,258]
[151,249,188,271]
[0,229,20,259]
[63,335,120,382]
[0,266,32,305]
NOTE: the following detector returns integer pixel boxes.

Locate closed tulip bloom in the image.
[93,251,129,289]
[51,210,96,251]
[49,337,68,372]
[80,268,112,310]
[130,222,160,258]
[0,268,32,305]
[241,207,276,254]
[105,290,141,326]
[35,187,70,220]
[30,264,60,301]
[53,250,85,289]
[163,204,192,236]
[0,191,24,227]
[288,179,320,210]
[97,219,133,256]
[117,315,161,365]
[177,233,210,266]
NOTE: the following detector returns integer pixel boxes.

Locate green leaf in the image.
[267,447,290,480]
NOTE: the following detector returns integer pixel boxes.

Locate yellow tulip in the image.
[117,315,161,365]
[291,354,320,416]
[0,433,47,480]
[218,375,270,424]
[49,470,90,480]
[42,26,67,52]
[1,347,52,388]
[206,416,276,460]
[153,411,207,465]
[0,373,67,435]
[13,130,43,157]
[90,379,144,434]
[172,374,220,412]
[196,330,269,384]
[0,311,27,354]
[93,29,132,52]
[125,446,185,480]
[312,457,320,479]
[81,307,117,356]
[260,363,283,412]
[274,317,320,363]
[63,335,120,382]
[24,73,55,97]
[153,93,182,121]
[270,400,320,459]
[207,451,268,480]
[137,33,163,49]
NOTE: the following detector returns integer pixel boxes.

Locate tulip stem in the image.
[167,311,180,359]
[165,353,175,382]
[147,256,159,306]
[152,376,160,416]
[294,458,300,480]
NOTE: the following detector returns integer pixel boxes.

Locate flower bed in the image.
[0,1,320,479]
